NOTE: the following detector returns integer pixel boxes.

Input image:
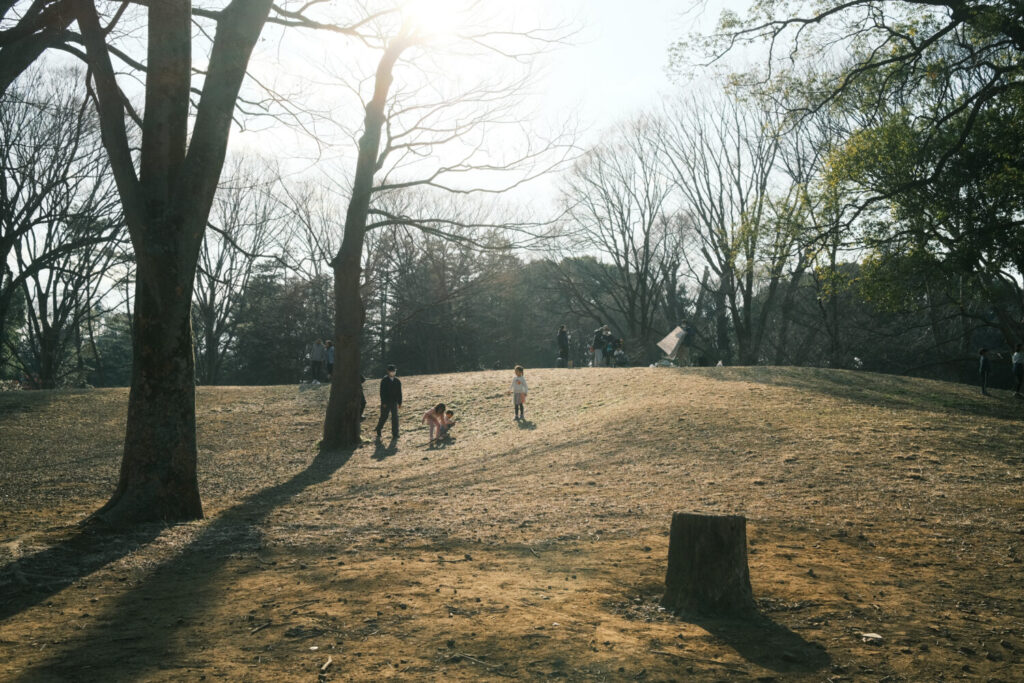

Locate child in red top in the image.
[422,403,446,444]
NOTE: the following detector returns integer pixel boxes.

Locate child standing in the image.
[422,403,446,445]
[510,365,528,420]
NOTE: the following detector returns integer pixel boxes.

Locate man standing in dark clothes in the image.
[375,364,402,439]
[557,325,569,367]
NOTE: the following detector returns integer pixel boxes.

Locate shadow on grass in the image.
[371,436,399,460]
[688,611,830,674]
[0,387,60,416]
[11,443,357,682]
[516,419,537,430]
[0,525,162,622]
[709,366,1023,423]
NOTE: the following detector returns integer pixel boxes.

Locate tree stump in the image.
[662,512,756,616]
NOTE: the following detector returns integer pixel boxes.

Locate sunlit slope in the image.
[2,367,1022,681]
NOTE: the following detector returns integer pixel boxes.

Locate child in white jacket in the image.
[509,365,528,420]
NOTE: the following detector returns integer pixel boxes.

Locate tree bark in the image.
[662,512,756,616]
[714,284,731,364]
[76,0,274,525]
[94,254,203,525]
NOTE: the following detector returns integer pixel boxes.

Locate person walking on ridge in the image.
[979,348,993,396]
[1012,343,1023,398]
[310,339,326,381]
[557,325,569,367]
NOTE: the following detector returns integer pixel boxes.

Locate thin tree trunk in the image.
[715,283,731,364]
[323,37,411,449]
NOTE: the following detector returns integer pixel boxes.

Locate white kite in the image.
[657,326,685,358]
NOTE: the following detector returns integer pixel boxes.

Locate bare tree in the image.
[0,67,121,372]
[0,1,78,96]
[554,116,678,361]
[322,5,574,448]
[660,92,795,365]
[276,178,340,285]
[71,1,378,525]
[773,98,859,367]
[193,154,280,385]
[10,214,127,387]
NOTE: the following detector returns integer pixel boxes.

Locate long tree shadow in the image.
[0,387,60,416]
[12,443,357,681]
[0,524,163,622]
[687,610,831,674]
[709,366,1024,423]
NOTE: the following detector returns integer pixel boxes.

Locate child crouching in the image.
[422,403,446,445]
[438,409,456,441]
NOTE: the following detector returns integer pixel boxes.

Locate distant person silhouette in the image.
[309,339,326,381]
[1012,343,1023,398]
[978,348,992,396]
[557,325,569,367]
[325,340,334,377]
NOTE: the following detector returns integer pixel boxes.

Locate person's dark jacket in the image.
[379,375,402,404]
[557,329,569,350]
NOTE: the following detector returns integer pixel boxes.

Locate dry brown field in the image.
[1,366,1022,681]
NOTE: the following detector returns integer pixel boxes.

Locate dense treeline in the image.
[4,1,1022,391]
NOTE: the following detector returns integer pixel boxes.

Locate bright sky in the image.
[230,0,749,209]
[541,0,731,139]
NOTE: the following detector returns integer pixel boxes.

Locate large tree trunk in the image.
[324,249,365,448]
[662,512,756,617]
[94,252,203,525]
[77,0,274,525]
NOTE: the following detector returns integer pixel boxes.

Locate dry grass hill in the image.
[1,366,1022,681]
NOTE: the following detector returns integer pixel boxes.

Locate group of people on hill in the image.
[372,363,529,447]
[591,325,628,367]
[554,324,628,368]
[308,339,334,382]
[320,335,1023,453]
[979,344,1024,398]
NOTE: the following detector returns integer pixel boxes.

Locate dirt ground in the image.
[1,366,1022,682]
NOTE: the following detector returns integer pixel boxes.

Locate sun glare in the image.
[402,0,464,38]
